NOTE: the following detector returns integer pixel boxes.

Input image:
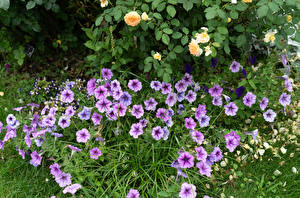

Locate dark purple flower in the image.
[175,80,188,93]
[152,126,164,140]
[55,172,72,187]
[92,112,102,125]
[111,79,121,90]
[224,102,238,116]
[0,140,4,150]
[64,106,75,117]
[162,126,170,140]
[94,86,108,99]
[150,81,162,91]
[5,63,10,70]
[249,55,256,65]
[96,98,112,113]
[195,146,207,161]
[112,88,123,100]
[128,79,142,92]
[178,152,194,169]
[184,63,194,74]
[211,58,218,67]
[60,89,74,103]
[156,108,170,122]
[235,86,245,98]
[113,103,127,117]
[177,92,185,102]
[161,82,172,95]
[6,114,16,126]
[101,68,113,80]
[90,147,102,159]
[230,61,241,73]
[243,92,256,107]
[30,151,42,167]
[120,92,132,106]
[131,105,144,119]
[76,128,90,143]
[208,85,223,97]
[242,68,247,77]
[185,90,197,103]
[49,163,62,177]
[129,123,143,139]
[127,189,139,198]
[144,97,158,111]
[106,109,117,120]
[182,73,193,85]
[196,161,212,177]
[195,104,207,120]
[25,133,31,148]
[78,106,91,120]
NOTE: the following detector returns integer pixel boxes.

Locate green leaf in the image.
[153,13,163,20]
[0,0,10,10]
[174,45,184,53]
[167,5,176,18]
[217,9,227,19]
[171,18,180,26]
[172,32,182,39]
[157,2,166,12]
[230,10,238,19]
[157,191,170,197]
[212,42,220,48]
[141,4,149,12]
[163,73,171,82]
[163,28,173,34]
[26,1,36,10]
[205,8,217,19]
[155,30,163,40]
[152,0,162,9]
[217,26,228,34]
[239,79,247,87]
[234,24,245,32]
[181,35,189,45]
[162,34,170,45]
[248,80,257,89]
[236,2,248,11]
[114,8,122,21]
[236,35,247,48]
[144,64,152,72]
[257,5,269,18]
[168,0,177,5]
[268,2,279,12]
[182,27,189,34]
[295,31,300,42]
[182,0,193,11]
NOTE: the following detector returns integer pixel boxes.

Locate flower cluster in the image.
[188,27,212,57]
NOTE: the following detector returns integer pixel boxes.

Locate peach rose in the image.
[189,39,202,57]
[124,11,141,27]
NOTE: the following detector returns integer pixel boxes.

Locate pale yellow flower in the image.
[141,12,149,21]
[204,46,212,56]
[264,31,277,43]
[100,0,108,8]
[195,31,210,44]
[286,15,292,23]
[188,39,202,56]
[227,17,232,23]
[153,52,161,61]
[0,91,4,96]
[124,11,141,27]
[242,0,252,3]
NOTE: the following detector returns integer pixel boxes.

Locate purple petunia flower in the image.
[177,92,185,102]
[285,79,293,92]
[49,163,62,177]
[63,183,82,195]
[224,131,240,152]
[263,109,277,122]
[198,115,210,128]
[244,129,258,140]
[212,96,222,106]
[161,82,172,95]
[243,92,256,107]
[0,121,2,132]
[68,145,82,156]
[35,138,44,147]
[25,133,31,148]
[185,117,197,130]
[162,126,170,140]
[150,81,162,91]
[76,128,90,143]
[144,97,158,111]
[260,97,269,111]
[17,149,25,159]
[87,78,97,96]
[210,147,223,162]
[0,140,4,150]
[182,73,193,86]
[242,68,247,77]
[131,105,144,119]
[249,55,256,65]
[78,106,91,120]
[208,85,223,97]
[101,68,113,80]
[230,61,241,73]
[165,92,177,107]
[185,90,197,103]
[184,63,194,74]
[111,79,121,90]
[96,98,112,113]
[152,126,164,140]
[139,118,148,128]
[55,172,72,187]
[195,104,206,120]
[6,114,16,126]
[90,147,102,159]
[60,89,74,103]
[23,124,33,133]
[30,151,42,167]
[91,112,102,125]
[120,91,132,106]
[58,116,71,129]
[195,146,207,161]
[127,189,140,198]
[94,86,108,100]
[51,133,63,138]
[281,54,287,66]
[279,93,291,106]
[224,102,238,116]
[235,86,245,98]
[49,107,57,116]
[129,123,143,139]
[190,131,204,145]
[156,108,170,122]
[106,109,118,121]
[168,108,175,117]
[196,161,212,177]
[175,80,188,93]
[64,106,75,117]
[112,88,123,100]
[128,79,142,92]
[179,182,197,198]
[113,103,127,117]
[13,106,26,112]
[178,152,194,169]
[211,58,218,67]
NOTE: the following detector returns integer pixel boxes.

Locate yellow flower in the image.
[204,46,212,56]
[124,11,141,27]
[153,52,161,61]
[227,17,232,23]
[100,0,108,7]
[195,29,210,44]
[242,0,252,3]
[264,31,277,43]
[141,12,149,21]
[286,15,292,23]
[56,40,61,45]
[0,91,4,96]
[188,39,203,56]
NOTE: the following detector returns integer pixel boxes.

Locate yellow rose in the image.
[286,15,292,23]
[264,31,277,43]
[196,31,210,43]
[227,17,232,23]
[124,11,141,27]
[242,0,252,3]
[204,46,212,56]
[100,0,108,8]
[153,52,161,61]
[141,12,149,21]
[189,39,203,56]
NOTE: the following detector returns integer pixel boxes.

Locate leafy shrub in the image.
[0,51,298,197]
[83,0,300,81]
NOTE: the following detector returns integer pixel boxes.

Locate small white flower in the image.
[220,161,227,167]
[292,167,298,174]
[274,170,281,176]
[258,149,265,156]
[280,146,287,154]
[263,142,270,149]
[231,0,237,3]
